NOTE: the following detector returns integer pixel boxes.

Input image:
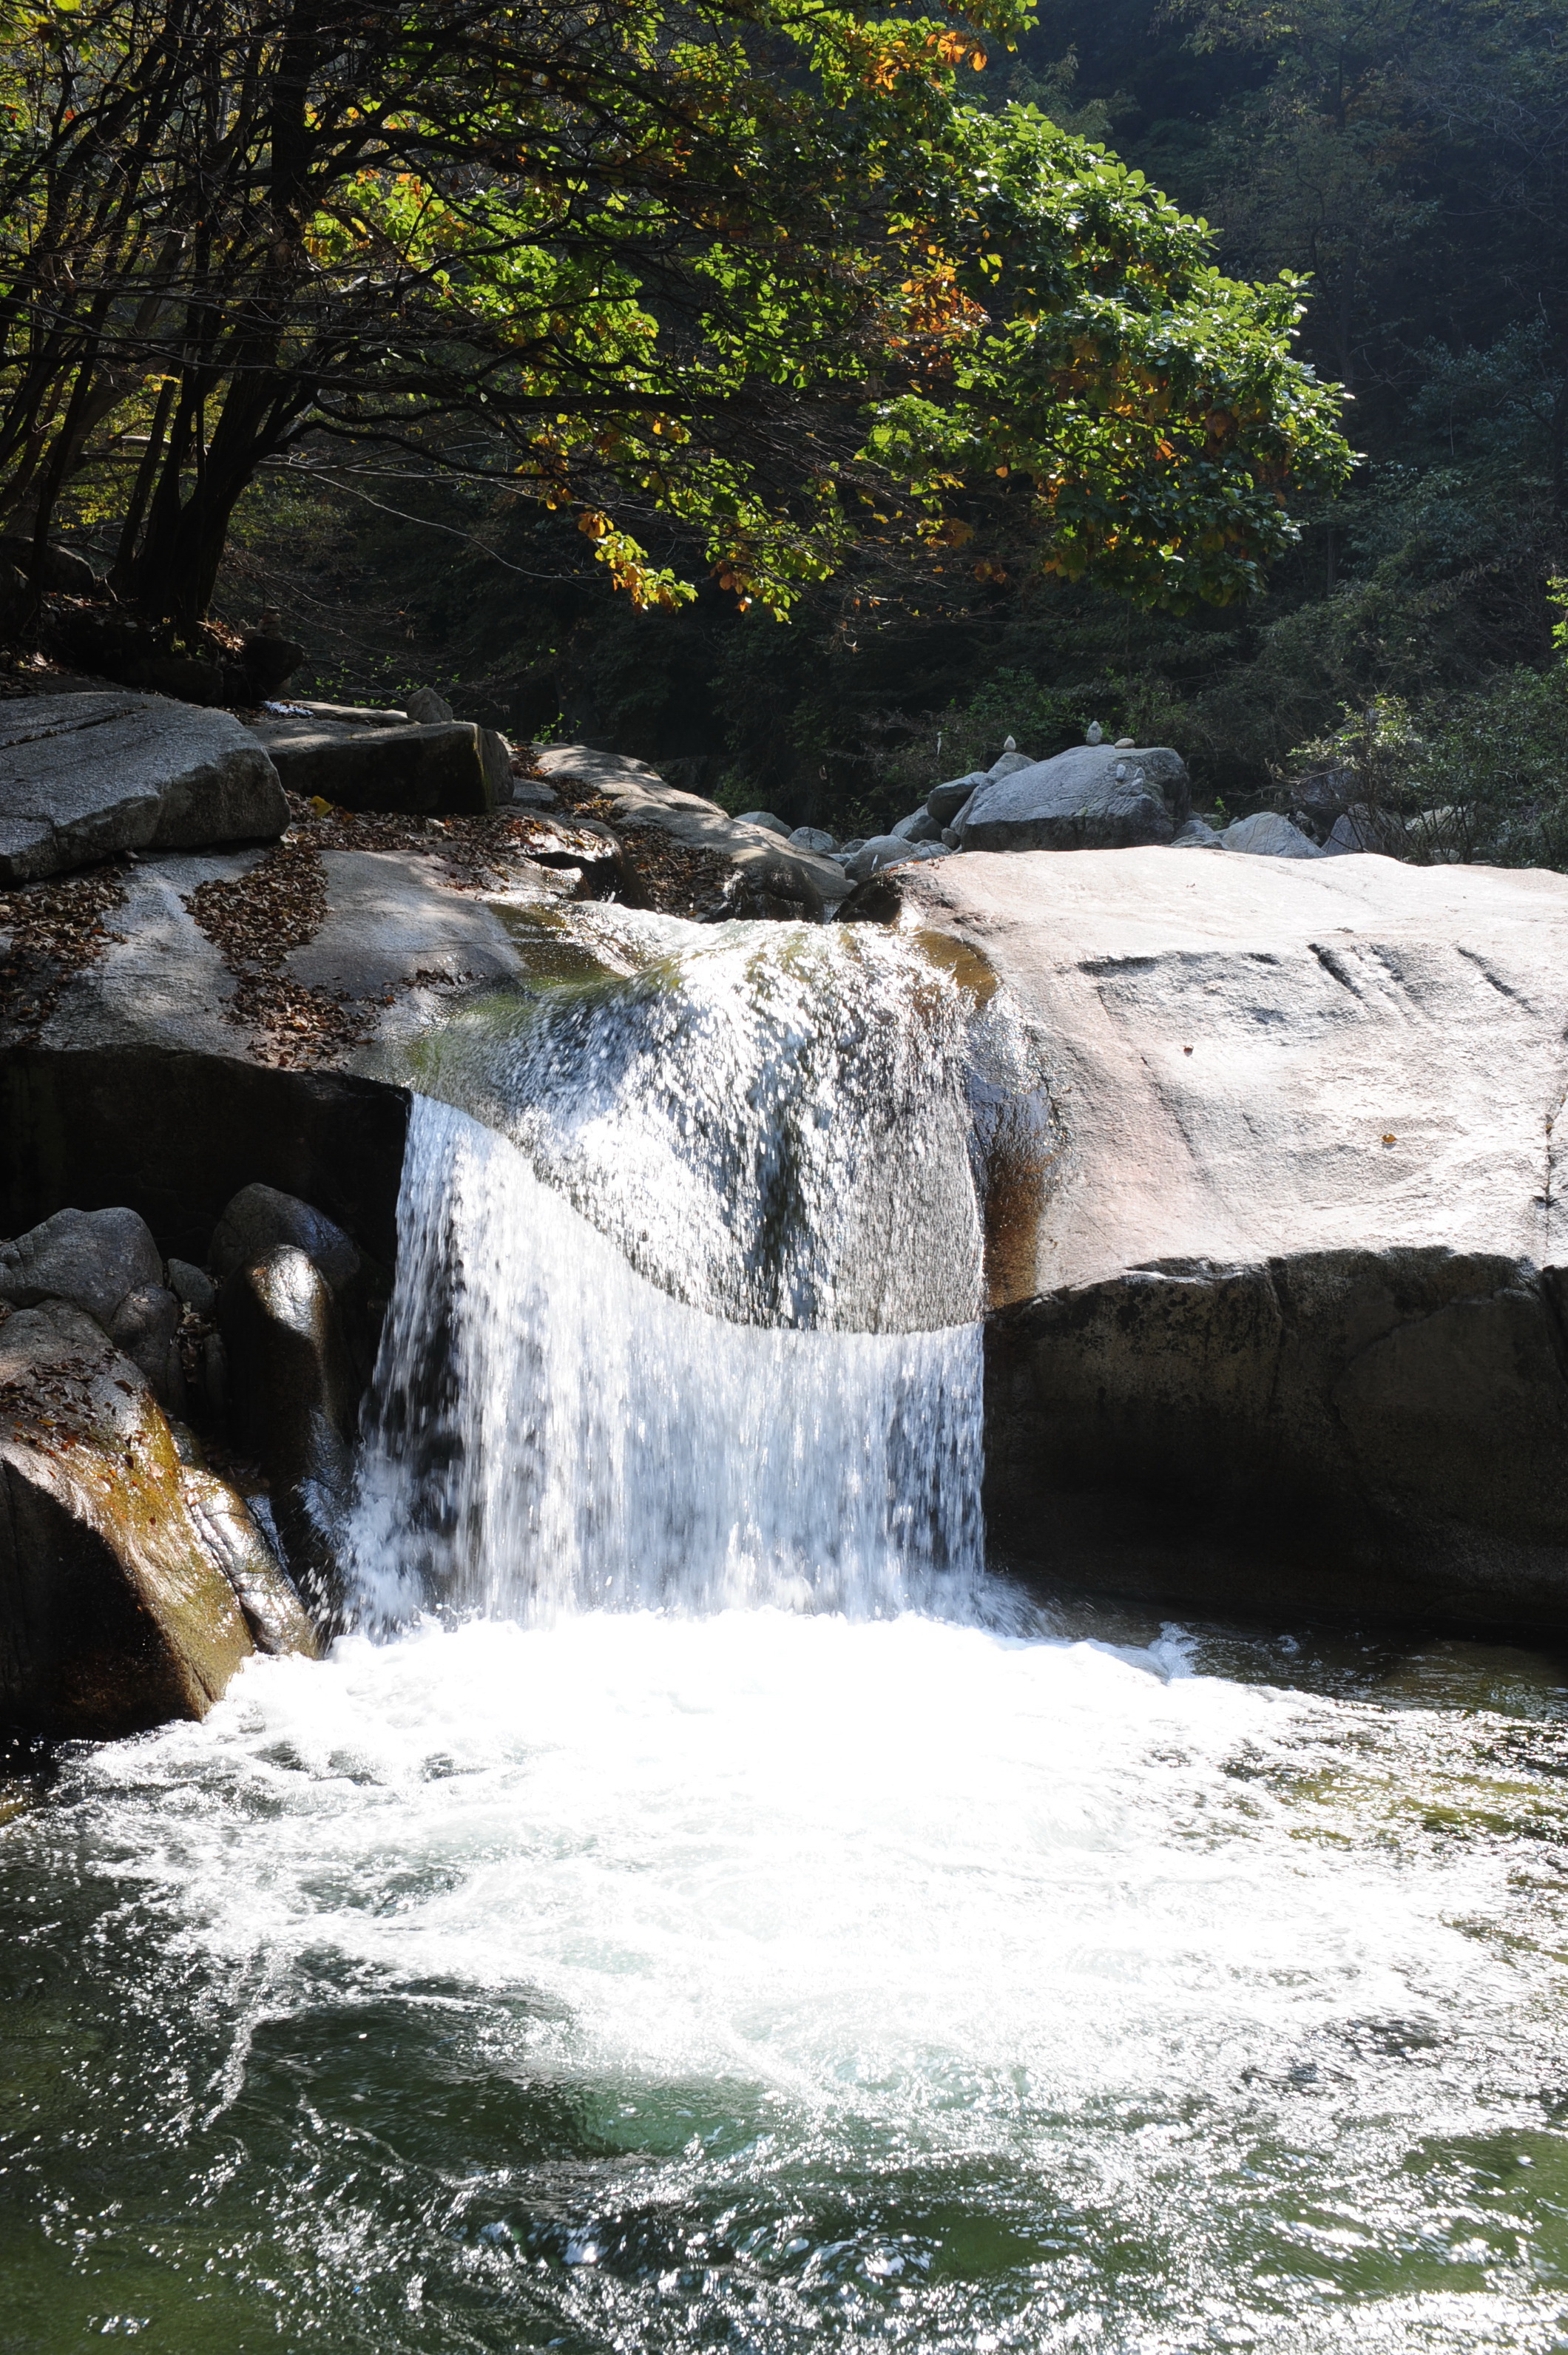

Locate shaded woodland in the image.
[16,0,1567,856]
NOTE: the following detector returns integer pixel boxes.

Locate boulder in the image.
[166,1256,217,1317]
[219,1244,359,1628]
[0,1298,311,1736]
[1172,817,1223,848]
[734,811,791,837]
[891,809,942,843]
[405,688,455,725]
[209,1181,361,1293]
[953,745,1191,854]
[866,845,1568,1632]
[927,772,988,825]
[238,632,306,700]
[245,717,500,816]
[1222,811,1322,858]
[845,834,919,884]
[789,826,836,854]
[1407,806,1472,863]
[1321,803,1409,857]
[0,693,288,883]
[105,1281,184,1413]
[0,1204,162,1323]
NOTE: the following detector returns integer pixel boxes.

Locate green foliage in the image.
[0,0,1348,632]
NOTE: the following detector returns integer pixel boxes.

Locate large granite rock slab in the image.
[0,692,287,882]
[879,845,1568,1630]
[0,1297,313,1734]
[952,744,1191,853]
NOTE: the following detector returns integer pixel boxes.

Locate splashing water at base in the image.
[7,1609,1568,2353]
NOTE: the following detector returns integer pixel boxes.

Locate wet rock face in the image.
[0,1299,314,1737]
[220,1243,359,1632]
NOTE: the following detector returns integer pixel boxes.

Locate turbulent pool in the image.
[7,1609,1568,2352]
[7,910,1568,2353]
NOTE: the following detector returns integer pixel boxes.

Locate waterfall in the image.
[349,921,997,1626]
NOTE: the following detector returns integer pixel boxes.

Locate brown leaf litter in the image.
[0,865,127,1041]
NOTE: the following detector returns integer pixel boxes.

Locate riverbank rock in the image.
[1222,811,1322,858]
[243,711,507,816]
[950,744,1191,854]
[0,1296,314,1736]
[1,692,288,882]
[876,845,1568,1633]
[534,743,846,914]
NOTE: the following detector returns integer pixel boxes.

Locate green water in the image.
[4,1600,1568,2354]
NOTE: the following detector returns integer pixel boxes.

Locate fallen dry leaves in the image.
[0,865,127,1041]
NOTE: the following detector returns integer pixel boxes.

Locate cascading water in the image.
[350,919,1002,1628]
[10,903,1568,2355]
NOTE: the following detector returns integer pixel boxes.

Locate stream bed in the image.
[6,1601,1568,2353]
[7,908,1568,2351]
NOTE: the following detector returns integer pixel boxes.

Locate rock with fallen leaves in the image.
[535,743,845,914]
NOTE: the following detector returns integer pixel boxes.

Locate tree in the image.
[0,0,1350,641]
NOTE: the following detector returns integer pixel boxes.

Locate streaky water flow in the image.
[7,906,1568,2355]
[351,916,997,1626]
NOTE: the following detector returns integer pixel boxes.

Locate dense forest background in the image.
[81,0,1568,848]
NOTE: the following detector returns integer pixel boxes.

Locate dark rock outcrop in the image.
[0,692,288,882]
[220,1243,359,1629]
[247,715,503,815]
[0,1047,408,1270]
[985,1249,1568,1632]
